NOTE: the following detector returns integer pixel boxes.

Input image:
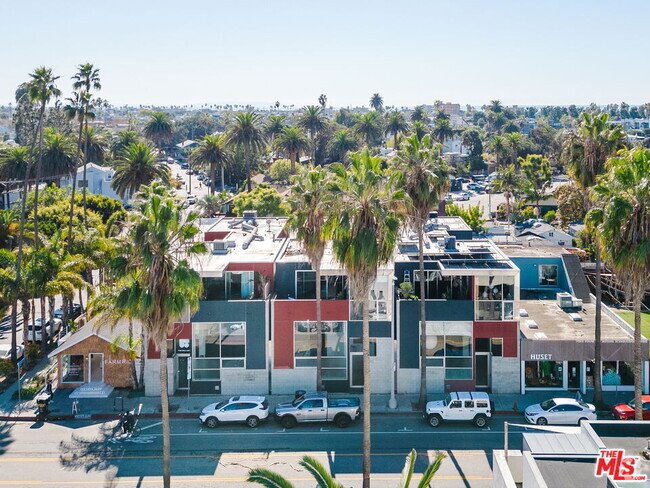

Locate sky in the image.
[1,0,649,108]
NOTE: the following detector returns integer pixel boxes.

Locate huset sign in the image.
[595,449,647,482]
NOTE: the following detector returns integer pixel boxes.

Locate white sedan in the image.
[199,396,269,428]
[525,398,596,425]
[0,344,24,361]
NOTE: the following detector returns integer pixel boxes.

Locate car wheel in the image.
[246,416,260,428]
[205,417,219,429]
[536,417,548,426]
[474,414,488,428]
[428,414,442,428]
[335,414,352,428]
[281,416,297,429]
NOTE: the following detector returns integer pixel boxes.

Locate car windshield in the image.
[578,401,590,408]
[540,399,556,411]
[292,396,306,407]
[444,394,452,407]
[628,399,636,408]
[214,400,228,410]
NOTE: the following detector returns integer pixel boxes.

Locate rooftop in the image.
[535,459,606,488]
[520,299,633,341]
[498,241,570,258]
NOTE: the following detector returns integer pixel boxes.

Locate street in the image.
[0,414,529,487]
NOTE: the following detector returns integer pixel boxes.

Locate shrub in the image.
[0,358,15,378]
[233,184,289,217]
[543,210,556,224]
[445,203,486,233]
[268,159,293,183]
[25,343,40,367]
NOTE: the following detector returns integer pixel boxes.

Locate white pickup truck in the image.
[425,391,492,428]
[275,392,360,429]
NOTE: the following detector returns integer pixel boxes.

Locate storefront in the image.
[521,341,649,394]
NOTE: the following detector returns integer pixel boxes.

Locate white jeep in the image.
[425,391,492,428]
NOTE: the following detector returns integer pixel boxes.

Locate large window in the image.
[203,272,255,300]
[295,271,348,300]
[414,271,471,300]
[294,321,347,380]
[538,265,558,286]
[350,276,389,320]
[62,354,84,383]
[193,322,246,381]
[525,360,563,388]
[476,276,515,321]
[424,322,473,380]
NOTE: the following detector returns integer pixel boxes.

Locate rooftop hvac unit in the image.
[444,236,457,251]
[242,210,258,225]
[557,292,583,309]
[212,240,235,255]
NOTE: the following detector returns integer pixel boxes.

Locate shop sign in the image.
[530,353,552,360]
[106,359,130,365]
[176,339,191,354]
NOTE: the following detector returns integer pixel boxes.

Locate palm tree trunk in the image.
[128,321,138,388]
[82,119,89,229]
[244,143,252,193]
[393,133,398,151]
[21,298,30,345]
[139,330,146,389]
[633,293,643,420]
[48,296,55,323]
[159,336,172,488]
[362,295,371,488]
[315,264,323,391]
[40,296,47,355]
[31,300,36,344]
[220,164,225,193]
[68,117,84,251]
[10,302,18,365]
[210,162,216,196]
[32,103,46,250]
[593,244,603,408]
[290,150,296,175]
[418,227,428,408]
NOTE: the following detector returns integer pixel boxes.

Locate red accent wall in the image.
[147,322,192,359]
[473,321,518,358]
[204,231,230,242]
[273,300,350,369]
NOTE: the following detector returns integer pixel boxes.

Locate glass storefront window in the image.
[424,322,472,379]
[350,276,390,320]
[476,275,515,321]
[602,361,634,386]
[414,271,471,300]
[294,321,347,380]
[525,360,563,388]
[192,322,246,381]
[62,354,84,382]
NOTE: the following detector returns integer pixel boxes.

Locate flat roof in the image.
[520,300,632,341]
[498,242,569,258]
[535,459,606,488]
[524,432,599,457]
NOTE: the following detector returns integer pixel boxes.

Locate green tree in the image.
[410,120,429,141]
[520,154,552,215]
[297,105,326,162]
[196,192,231,218]
[288,166,331,390]
[385,110,409,150]
[554,184,585,227]
[112,142,171,199]
[143,112,173,151]
[226,111,266,192]
[562,112,625,408]
[354,112,383,147]
[328,150,404,488]
[233,184,288,216]
[488,135,507,172]
[111,130,141,159]
[431,118,455,148]
[369,93,384,112]
[103,183,206,488]
[191,134,230,193]
[268,159,293,183]
[492,164,522,224]
[590,147,650,420]
[411,105,429,123]
[264,115,287,146]
[445,204,486,233]
[505,132,525,168]
[328,129,359,163]
[41,129,75,183]
[393,134,448,408]
[275,127,310,174]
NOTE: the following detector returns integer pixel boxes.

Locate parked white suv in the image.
[199,396,269,428]
[27,318,62,343]
[425,391,492,428]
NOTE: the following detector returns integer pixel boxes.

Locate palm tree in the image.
[80,126,107,165]
[392,134,448,408]
[385,110,409,150]
[410,121,429,142]
[196,192,229,217]
[112,142,171,199]
[369,93,384,112]
[489,100,503,113]
[275,127,310,174]
[431,119,455,150]
[328,129,359,163]
[505,132,524,168]
[41,129,76,184]
[191,134,229,193]
[329,150,404,488]
[492,164,521,224]
[562,112,624,409]
[225,111,265,192]
[354,112,382,147]
[411,105,429,123]
[264,115,287,147]
[297,105,326,162]
[0,146,30,182]
[590,147,650,420]
[288,167,331,391]
[143,112,173,151]
[102,183,206,488]
[520,154,552,215]
[111,130,141,159]
[0,209,20,250]
[488,135,507,172]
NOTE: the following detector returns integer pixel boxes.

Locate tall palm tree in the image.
[103,183,206,488]
[112,142,171,199]
[41,129,76,184]
[80,126,107,165]
[143,112,173,151]
[225,111,265,192]
[488,135,507,172]
[275,127,310,174]
[111,130,141,159]
[369,93,384,112]
[297,105,326,162]
[328,129,359,163]
[562,112,624,409]
[385,110,409,150]
[328,150,404,488]
[353,112,382,147]
[411,105,429,123]
[520,154,552,215]
[393,134,448,408]
[492,164,521,224]
[410,120,429,142]
[0,146,30,182]
[505,132,524,168]
[264,115,287,147]
[190,134,229,193]
[288,167,331,391]
[431,119,455,150]
[589,147,650,420]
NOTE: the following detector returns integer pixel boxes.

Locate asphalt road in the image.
[0,414,530,487]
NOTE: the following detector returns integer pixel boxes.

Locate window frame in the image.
[294,321,347,380]
[192,322,246,382]
[61,354,85,383]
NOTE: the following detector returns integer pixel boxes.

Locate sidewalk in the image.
[0,383,627,421]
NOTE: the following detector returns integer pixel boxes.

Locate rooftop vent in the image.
[525,319,538,329]
[212,239,235,255]
[242,210,258,226]
[444,236,457,251]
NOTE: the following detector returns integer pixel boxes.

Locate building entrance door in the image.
[475,353,490,388]
[178,355,190,389]
[568,361,581,389]
[89,353,104,382]
[350,349,364,388]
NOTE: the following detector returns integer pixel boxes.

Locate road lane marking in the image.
[157,429,505,436]
[139,421,162,432]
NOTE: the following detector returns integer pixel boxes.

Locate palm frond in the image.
[299,456,344,488]
[246,468,296,488]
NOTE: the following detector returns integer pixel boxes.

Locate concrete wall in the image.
[272,368,317,394]
[522,451,548,488]
[144,358,175,396]
[396,367,445,394]
[492,450,520,488]
[492,357,520,393]
[221,369,268,395]
[369,338,393,394]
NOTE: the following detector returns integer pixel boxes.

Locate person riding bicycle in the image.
[121,410,135,434]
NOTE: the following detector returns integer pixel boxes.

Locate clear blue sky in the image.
[1,0,648,108]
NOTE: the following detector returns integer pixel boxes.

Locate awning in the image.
[68,381,114,399]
